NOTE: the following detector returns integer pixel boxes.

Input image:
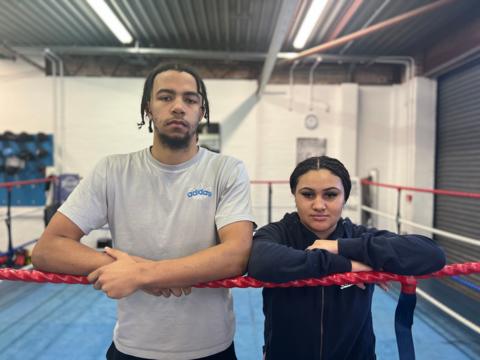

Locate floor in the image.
[0,280,478,359]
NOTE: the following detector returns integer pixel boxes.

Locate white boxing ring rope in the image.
[361,205,480,247]
[361,204,480,334]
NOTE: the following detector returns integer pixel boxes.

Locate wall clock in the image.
[304,114,319,130]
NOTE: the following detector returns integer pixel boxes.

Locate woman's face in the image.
[294,169,345,239]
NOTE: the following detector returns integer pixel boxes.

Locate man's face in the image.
[148,70,204,149]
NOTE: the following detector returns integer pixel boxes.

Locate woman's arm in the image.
[337,225,446,275]
[247,225,353,283]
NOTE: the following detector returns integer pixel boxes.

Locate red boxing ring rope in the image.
[0,176,56,189]
[1,263,479,293]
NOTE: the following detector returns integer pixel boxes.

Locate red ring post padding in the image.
[0,262,478,288]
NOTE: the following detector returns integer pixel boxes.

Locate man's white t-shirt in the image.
[59,147,254,359]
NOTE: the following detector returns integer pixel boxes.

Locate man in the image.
[32,64,254,360]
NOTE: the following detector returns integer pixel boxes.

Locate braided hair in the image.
[139,63,210,132]
[289,156,351,202]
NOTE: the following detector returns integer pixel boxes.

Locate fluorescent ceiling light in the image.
[87,0,133,44]
[293,0,328,49]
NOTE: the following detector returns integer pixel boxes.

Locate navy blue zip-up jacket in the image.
[247,213,446,360]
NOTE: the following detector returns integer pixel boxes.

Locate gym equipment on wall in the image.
[0,131,54,268]
[198,123,221,153]
[0,131,54,206]
[44,174,80,226]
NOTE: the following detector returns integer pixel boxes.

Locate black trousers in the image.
[106,341,237,360]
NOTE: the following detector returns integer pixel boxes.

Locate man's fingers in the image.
[183,287,192,296]
[142,288,163,296]
[142,286,192,297]
[170,288,183,297]
[376,282,390,291]
[93,281,103,290]
[355,282,366,290]
[161,289,171,298]
[87,269,100,283]
[104,246,127,260]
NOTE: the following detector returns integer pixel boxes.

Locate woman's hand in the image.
[350,260,372,272]
[306,239,338,254]
[307,242,389,291]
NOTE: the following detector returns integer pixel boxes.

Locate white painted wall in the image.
[357,79,436,236]
[0,57,437,254]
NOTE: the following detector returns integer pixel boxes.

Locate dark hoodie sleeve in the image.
[338,222,446,275]
[247,223,351,283]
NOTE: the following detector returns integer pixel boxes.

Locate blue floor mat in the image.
[0,281,478,359]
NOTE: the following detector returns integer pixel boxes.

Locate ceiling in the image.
[1,0,479,84]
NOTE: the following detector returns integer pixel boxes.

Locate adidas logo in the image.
[187,189,212,198]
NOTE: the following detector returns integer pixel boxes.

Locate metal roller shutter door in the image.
[431,59,480,326]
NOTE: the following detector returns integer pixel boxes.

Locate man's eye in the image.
[184,97,199,105]
[159,95,172,101]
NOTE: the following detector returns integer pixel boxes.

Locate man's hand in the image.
[131,254,193,297]
[349,261,390,291]
[306,240,338,254]
[88,247,145,299]
[340,260,372,290]
[89,247,193,299]
[142,286,192,297]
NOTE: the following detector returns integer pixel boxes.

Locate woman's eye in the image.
[325,192,338,199]
[301,192,314,199]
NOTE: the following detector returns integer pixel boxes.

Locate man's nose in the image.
[171,97,186,114]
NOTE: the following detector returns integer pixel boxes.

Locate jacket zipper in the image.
[320,287,325,360]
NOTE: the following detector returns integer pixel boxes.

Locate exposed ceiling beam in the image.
[257,0,301,96]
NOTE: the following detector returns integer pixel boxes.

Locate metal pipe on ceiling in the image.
[308,57,323,111]
[14,46,269,61]
[13,45,414,69]
[286,0,456,62]
[1,42,45,72]
[44,49,65,175]
[325,0,364,42]
[289,60,300,111]
[312,0,346,44]
[339,0,391,55]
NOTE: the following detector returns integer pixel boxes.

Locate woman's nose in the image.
[312,197,326,210]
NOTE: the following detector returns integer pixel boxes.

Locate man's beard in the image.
[154,122,198,150]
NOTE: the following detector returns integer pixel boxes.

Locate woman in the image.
[247,156,445,360]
